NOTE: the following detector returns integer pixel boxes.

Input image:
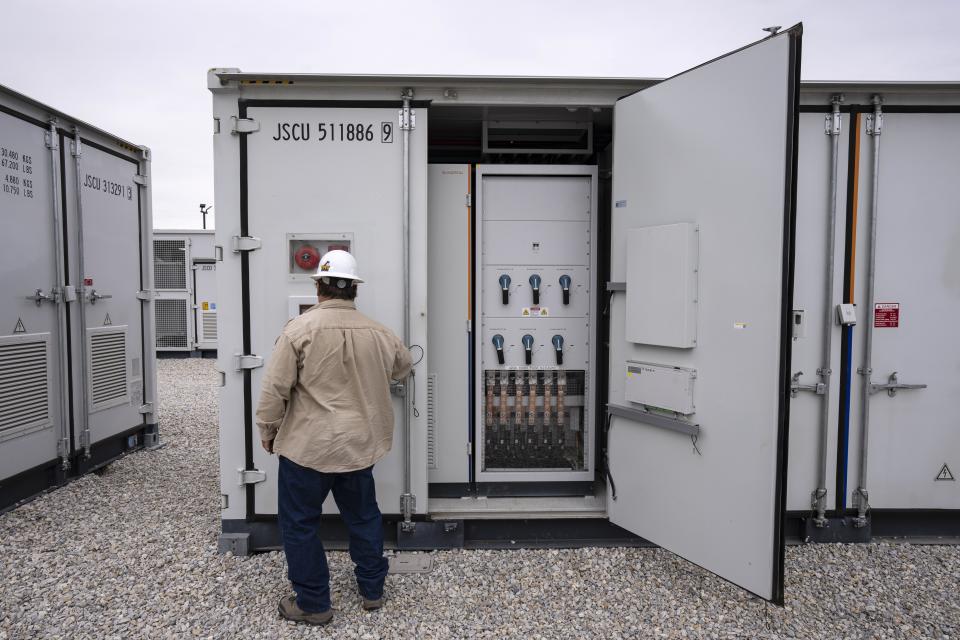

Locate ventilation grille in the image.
[89,329,128,411]
[0,336,51,440]
[201,311,218,342]
[427,373,437,469]
[153,239,187,289]
[155,299,189,349]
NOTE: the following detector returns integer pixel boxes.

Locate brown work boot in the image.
[361,595,385,611]
[278,595,333,625]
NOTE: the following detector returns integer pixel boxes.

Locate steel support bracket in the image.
[237,468,266,486]
[230,116,260,134]
[868,372,927,397]
[231,235,262,253]
[234,354,264,371]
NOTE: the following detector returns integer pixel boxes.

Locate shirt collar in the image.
[314,299,357,311]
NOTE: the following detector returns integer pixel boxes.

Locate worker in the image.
[255,249,413,626]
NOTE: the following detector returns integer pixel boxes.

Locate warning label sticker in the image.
[874,303,900,328]
[936,464,954,481]
[520,307,550,318]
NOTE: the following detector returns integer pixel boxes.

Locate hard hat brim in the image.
[310,271,364,284]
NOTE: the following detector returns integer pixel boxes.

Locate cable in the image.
[408,344,424,366]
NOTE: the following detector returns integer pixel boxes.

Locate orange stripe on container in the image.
[848,113,862,302]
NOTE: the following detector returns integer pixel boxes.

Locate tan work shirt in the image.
[255,299,412,473]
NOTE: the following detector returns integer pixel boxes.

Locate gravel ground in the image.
[1,357,958,639]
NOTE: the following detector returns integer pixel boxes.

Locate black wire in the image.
[603,411,617,501]
[408,344,424,366]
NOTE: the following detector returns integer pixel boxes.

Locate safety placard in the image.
[874,303,899,328]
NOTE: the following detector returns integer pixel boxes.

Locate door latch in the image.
[790,371,825,398]
[26,288,59,306]
[869,371,927,397]
[87,289,113,305]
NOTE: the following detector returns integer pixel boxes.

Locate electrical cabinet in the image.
[475,166,597,483]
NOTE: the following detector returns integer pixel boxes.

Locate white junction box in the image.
[625,223,699,348]
[624,361,697,415]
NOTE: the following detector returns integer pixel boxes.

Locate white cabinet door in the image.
[607,26,801,603]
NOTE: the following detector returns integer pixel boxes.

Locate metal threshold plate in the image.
[428,494,607,520]
[388,553,434,574]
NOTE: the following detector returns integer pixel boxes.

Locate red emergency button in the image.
[294,245,320,270]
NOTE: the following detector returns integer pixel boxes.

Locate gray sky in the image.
[3,0,958,229]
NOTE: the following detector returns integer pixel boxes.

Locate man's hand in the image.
[261,439,275,454]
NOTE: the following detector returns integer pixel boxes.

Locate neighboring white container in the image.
[0,82,157,510]
[209,26,959,604]
[152,229,218,353]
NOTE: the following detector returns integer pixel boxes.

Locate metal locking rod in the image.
[868,372,927,397]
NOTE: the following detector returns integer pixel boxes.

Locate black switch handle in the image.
[529,274,541,305]
[552,334,564,365]
[492,334,505,365]
[522,334,534,366]
[499,274,511,305]
[559,274,571,305]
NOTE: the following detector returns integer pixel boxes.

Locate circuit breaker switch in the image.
[559,274,572,305]
[499,274,511,305]
[492,334,506,365]
[522,334,535,365]
[529,274,542,305]
[552,334,564,365]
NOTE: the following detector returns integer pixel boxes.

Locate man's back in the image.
[256,299,412,473]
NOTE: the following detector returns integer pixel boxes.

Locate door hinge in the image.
[138,403,154,415]
[231,235,262,253]
[868,371,926,397]
[136,290,155,301]
[234,353,264,371]
[465,192,472,207]
[230,116,260,134]
[213,118,221,134]
[238,468,266,485]
[467,441,473,455]
[866,113,883,136]
[824,112,841,135]
[132,173,147,186]
[45,130,58,150]
[399,108,416,131]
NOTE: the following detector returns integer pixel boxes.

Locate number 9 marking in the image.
[381,122,394,143]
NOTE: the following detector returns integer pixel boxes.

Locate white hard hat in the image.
[311,249,364,285]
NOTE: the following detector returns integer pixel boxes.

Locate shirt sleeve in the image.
[255,332,299,441]
[391,335,413,381]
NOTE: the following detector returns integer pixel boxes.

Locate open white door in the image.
[607,26,801,603]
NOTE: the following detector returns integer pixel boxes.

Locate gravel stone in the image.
[1,357,958,639]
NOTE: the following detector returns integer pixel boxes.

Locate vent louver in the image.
[0,336,51,440]
[427,373,437,469]
[155,299,189,349]
[153,239,187,289]
[202,311,218,342]
[88,329,128,411]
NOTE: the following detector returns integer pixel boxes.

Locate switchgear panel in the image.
[475,167,598,483]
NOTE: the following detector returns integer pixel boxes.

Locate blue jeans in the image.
[277,456,389,613]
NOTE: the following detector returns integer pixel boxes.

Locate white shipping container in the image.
[210,25,959,605]
[0,83,157,510]
[152,229,218,353]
